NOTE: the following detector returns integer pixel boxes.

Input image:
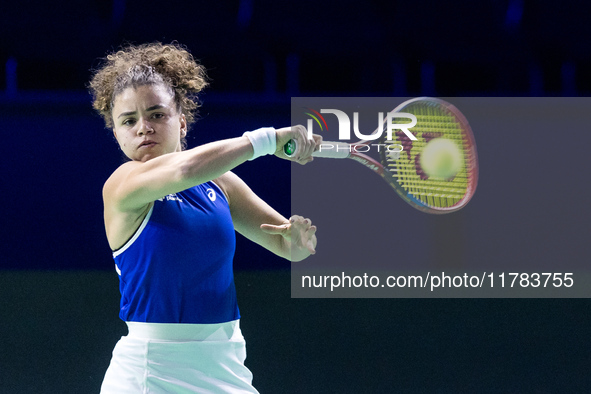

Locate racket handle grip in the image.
[283,140,350,159]
[283,139,297,156]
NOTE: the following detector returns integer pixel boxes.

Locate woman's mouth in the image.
[139,140,157,148]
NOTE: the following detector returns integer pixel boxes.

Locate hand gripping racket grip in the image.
[284,139,350,159]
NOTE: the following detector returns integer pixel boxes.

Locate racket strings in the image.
[384,104,472,209]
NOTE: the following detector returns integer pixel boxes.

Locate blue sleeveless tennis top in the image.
[112,181,240,324]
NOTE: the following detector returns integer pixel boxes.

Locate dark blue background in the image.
[1,1,590,392]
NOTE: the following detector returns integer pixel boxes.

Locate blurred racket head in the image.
[379,97,478,214]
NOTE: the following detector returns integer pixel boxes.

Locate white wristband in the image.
[243,127,277,160]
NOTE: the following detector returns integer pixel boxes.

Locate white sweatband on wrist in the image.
[243,127,277,160]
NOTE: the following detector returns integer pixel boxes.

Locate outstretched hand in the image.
[261,215,317,261]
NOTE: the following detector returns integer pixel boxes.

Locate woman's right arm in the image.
[104,136,253,213]
[103,125,316,213]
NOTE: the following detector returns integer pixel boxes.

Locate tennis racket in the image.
[285,97,478,214]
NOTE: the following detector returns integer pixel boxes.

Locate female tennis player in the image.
[89,42,318,393]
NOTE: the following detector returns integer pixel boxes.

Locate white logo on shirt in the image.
[206,188,216,202]
[157,194,183,203]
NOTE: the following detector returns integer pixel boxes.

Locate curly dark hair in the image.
[88,42,208,146]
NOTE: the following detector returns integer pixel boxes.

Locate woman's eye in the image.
[122,119,136,126]
[152,113,165,119]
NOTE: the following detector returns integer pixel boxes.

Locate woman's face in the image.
[111,83,187,162]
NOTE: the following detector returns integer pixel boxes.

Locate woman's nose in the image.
[137,118,154,135]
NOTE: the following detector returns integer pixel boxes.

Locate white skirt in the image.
[100,320,259,394]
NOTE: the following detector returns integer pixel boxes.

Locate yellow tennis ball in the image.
[420,138,462,179]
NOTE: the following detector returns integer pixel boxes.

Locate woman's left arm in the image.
[215,171,316,262]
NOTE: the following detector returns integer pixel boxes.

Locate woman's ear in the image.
[180,114,187,137]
